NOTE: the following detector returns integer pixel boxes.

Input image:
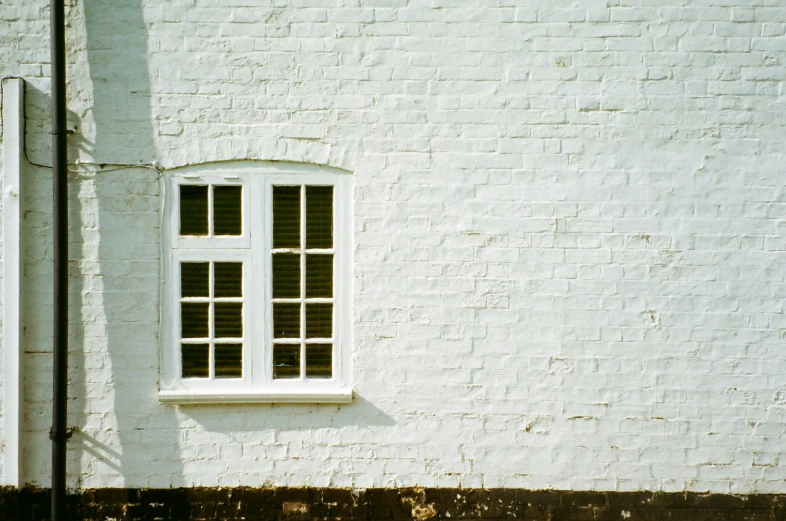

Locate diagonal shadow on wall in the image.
[64,0,185,489]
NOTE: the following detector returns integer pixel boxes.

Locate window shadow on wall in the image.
[178,394,397,431]
[175,395,396,483]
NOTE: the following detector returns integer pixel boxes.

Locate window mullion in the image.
[207,185,214,237]
[334,177,344,385]
[261,177,271,386]
[209,261,215,380]
[173,256,181,385]
[299,184,307,380]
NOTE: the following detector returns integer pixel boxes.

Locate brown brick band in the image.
[2,487,784,521]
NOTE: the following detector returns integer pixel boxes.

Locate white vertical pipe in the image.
[2,77,25,488]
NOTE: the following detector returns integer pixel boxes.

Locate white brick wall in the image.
[0,139,4,485]
[1,0,785,493]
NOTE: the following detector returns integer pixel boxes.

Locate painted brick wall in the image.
[0,138,4,484]
[1,0,786,494]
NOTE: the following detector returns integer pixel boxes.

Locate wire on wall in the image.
[26,159,164,177]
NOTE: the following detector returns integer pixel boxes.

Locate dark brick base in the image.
[1,486,784,521]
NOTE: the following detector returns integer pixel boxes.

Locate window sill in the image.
[158,388,353,404]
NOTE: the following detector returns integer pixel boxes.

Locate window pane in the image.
[181,343,209,378]
[180,185,208,236]
[273,186,301,248]
[273,303,300,339]
[305,303,332,339]
[306,344,332,379]
[273,344,300,379]
[213,186,242,236]
[181,302,209,338]
[306,186,333,249]
[215,343,242,378]
[214,262,242,298]
[215,302,243,338]
[181,262,209,298]
[305,254,332,298]
[272,253,300,298]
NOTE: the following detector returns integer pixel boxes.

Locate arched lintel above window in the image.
[159,138,355,173]
[166,160,353,178]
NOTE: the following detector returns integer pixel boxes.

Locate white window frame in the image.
[159,163,352,403]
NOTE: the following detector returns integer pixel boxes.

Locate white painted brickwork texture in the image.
[1,0,786,493]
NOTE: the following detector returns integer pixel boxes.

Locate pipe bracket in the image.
[48,427,73,441]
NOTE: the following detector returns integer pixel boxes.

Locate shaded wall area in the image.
[17,0,184,489]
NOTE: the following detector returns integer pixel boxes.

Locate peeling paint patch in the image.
[281,500,308,516]
[400,487,438,521]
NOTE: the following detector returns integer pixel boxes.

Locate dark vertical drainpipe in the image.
[50,0,69,518]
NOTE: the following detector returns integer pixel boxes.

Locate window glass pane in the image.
[215,302,243,338]
[306,344,332,379]
[214,262,242,298]
[306,186,333,249]
[272,253,300,299]
[214,343,242,378]
[273,186,301,248]
[181,262,209,298]
[180,185,208,236]
[181,344,209,378]
[273,345,300,379]
[213,186,242,236]
[305,303,332,339]
[181,302,209,338]
[273,303,300,339]
[305,254,332,298]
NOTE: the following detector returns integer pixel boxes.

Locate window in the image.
[159,163,352,403]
